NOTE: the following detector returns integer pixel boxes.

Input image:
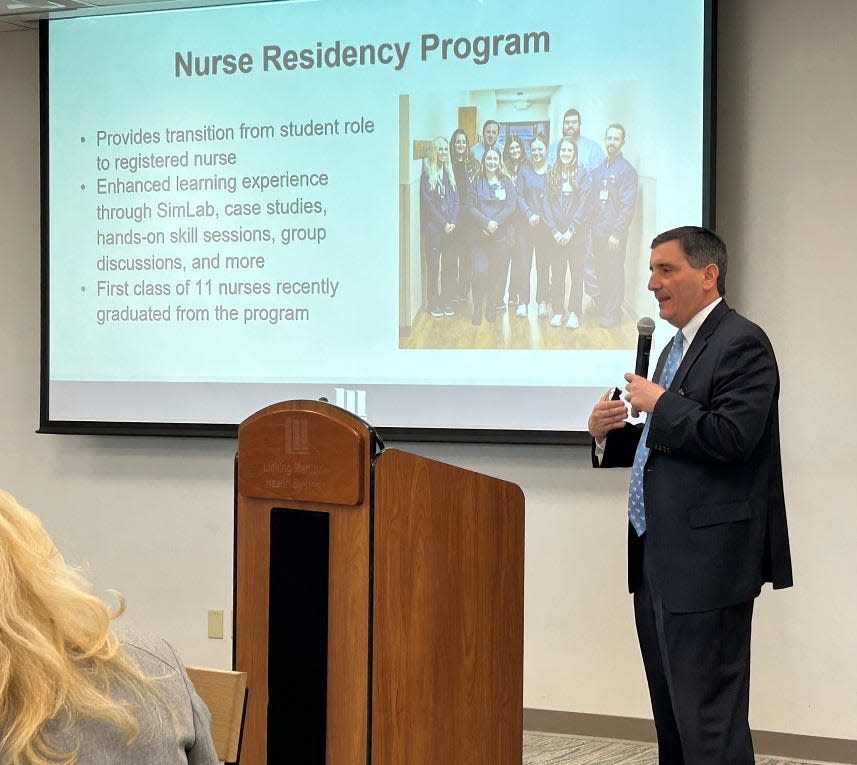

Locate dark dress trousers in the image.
[593,300,792,764]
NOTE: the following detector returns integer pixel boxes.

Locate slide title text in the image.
[175,31,550,76]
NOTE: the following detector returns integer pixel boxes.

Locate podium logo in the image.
[284,417,310,454]
[334,387,367,418]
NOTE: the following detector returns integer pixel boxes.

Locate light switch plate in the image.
[207,609,224,639]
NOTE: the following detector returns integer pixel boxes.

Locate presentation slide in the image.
[43,0,711,438]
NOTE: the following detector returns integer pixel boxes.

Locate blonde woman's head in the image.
[0,490,150,765]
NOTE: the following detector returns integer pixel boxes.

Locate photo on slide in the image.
[399,84,648,352]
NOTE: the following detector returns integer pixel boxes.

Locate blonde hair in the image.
[0,490,154,765]
[422,136,456,194]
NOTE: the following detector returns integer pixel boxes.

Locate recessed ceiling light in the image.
[6,1,69,9]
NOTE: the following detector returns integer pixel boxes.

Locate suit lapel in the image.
[671,300,732,392]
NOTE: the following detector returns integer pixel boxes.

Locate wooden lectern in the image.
[234,400,524,765]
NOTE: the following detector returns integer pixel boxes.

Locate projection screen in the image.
[41,0,714,440]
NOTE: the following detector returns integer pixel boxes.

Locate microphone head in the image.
[636,316,656,337]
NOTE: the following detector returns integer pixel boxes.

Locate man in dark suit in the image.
[587,226,792,764]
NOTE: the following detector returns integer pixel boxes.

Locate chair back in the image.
[186,666,248,763]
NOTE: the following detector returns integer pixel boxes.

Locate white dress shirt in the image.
[593,297,723,460]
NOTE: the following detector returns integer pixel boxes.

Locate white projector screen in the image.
[41,0,714,440]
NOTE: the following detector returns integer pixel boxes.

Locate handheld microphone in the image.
[635,316,656,378]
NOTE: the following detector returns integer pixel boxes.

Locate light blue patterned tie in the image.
[627,329,685,536]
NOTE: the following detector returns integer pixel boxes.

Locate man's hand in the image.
[588,390,629,441]
[623,373,665,417]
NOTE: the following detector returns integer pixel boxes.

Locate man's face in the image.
[483,123,499,146]
[562,114,580,139]
[604,127,625,157]
[648,240,717,328]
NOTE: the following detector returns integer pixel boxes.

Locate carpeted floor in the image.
[524,732,656,764]
[523,731,845,765]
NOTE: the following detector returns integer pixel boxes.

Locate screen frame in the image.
[38,0,717,442]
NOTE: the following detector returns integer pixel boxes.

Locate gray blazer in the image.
[41,634,219,765]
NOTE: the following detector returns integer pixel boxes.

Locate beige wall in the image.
[713,0,857,735]
[1,0,855,740]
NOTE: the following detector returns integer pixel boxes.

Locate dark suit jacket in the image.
[594,300,793,612]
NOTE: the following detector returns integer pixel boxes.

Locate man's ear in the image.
[703,263,719,292]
